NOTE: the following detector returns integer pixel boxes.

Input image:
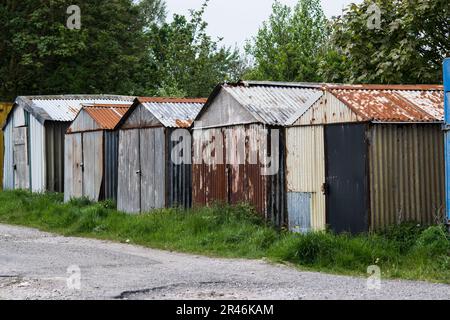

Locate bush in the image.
[414,226,450,256]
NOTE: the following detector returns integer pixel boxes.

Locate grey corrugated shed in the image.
[216,82,323,126]
[141,102,204,128]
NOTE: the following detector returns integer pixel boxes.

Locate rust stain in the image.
[175,119,193,128]
[83,104,131,130]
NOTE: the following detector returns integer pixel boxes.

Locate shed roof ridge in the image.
[137,97,207,104]
[19,94,136,100]
[325,84,443,91]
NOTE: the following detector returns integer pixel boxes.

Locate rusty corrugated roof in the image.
[326,84,444,123]
[137,97,206,128]
[84,104,131,130]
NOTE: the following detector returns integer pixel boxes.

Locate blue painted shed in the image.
[443,58,450,224]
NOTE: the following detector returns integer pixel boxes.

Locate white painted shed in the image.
[2,95,134,193]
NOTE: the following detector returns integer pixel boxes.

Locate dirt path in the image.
[0,223,449,300]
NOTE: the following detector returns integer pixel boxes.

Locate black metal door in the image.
[325,123,369,234]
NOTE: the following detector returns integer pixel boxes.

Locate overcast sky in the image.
[165,0,364,49]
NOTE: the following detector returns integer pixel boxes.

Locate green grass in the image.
[0,190,449,283]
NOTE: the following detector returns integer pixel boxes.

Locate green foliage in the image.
[0,0,244,101]
[0,0,158,100]
[0,190,449,283]
[148,1,245,97]
[330,0,449,84]
[245,0,448,84]
[245,0,329,82]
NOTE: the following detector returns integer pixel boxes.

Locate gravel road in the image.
[0,223,449,300]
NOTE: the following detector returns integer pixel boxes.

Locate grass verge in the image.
[0,190,449,283]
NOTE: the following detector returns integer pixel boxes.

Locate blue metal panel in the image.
[287,192,311,233]
[444,58,450,222]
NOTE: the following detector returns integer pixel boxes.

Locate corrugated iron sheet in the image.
[2,118,13,190]
[46,122,69,192]
[84,104,131,130]
[368,124,445,229]
[192,124,286,226]
[328,85,444,123]
[29,116,46,192]
[13,95,135,123]
[286,125,326,231]
[167,128,193,208]
[139,98,206,128]
[104,131,119,201]
[222,83,323,126]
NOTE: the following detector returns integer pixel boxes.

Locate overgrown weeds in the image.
[0,190,449,283]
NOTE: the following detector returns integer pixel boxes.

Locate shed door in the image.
[64,133,83,201]
[118,129,141,213]
[140,128,166,212]
[13,127,29,189]
[82,131,103,201]
[325,124,369,234]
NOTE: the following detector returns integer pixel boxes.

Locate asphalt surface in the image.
[0,223,449,300]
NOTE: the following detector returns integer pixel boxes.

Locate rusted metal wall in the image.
[285,125,326,231]
[192,124,286,226]
[0,103,12,190]
[368,124,445,229]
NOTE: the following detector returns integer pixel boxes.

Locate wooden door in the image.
[13,127,29,189]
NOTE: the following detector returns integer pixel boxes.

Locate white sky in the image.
[165,0,364,49]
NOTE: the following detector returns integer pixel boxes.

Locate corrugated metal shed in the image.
[65,103,132,202]
[117,97,205,213]
[193,82,323,226]
[2,95,134,193]
[287,84,445,233]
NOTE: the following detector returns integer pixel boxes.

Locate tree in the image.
[0,0,165,101]
[244,0,329,82]
[147,0,245,97]
[330,0,449,84]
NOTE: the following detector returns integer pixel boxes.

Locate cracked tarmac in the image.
[1,223,450,300]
